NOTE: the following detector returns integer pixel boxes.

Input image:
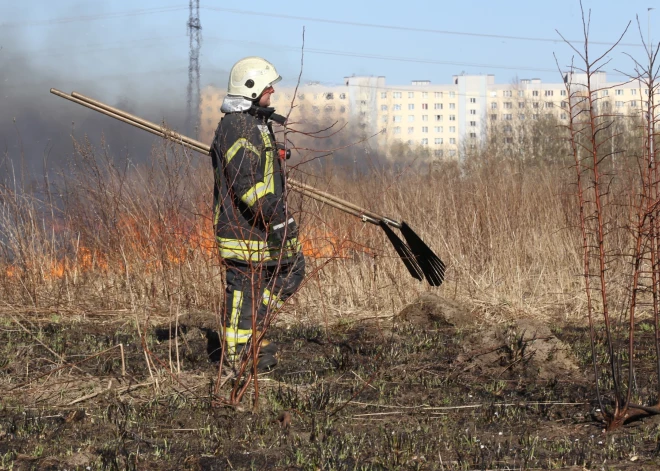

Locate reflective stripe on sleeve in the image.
[226,138,260,163]
[239,129,276,207]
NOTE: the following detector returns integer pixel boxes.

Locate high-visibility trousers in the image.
[223,253,305,356]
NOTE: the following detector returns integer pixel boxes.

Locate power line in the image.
[203,35,630,79]
[203,6,645,48]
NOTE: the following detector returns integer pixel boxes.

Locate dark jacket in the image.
[211,106,300,265]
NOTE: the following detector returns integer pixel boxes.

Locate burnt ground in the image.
[2,295,660,470]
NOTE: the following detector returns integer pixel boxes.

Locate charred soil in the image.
[1,296,660,470]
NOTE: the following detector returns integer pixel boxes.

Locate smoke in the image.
[0,33,193,185]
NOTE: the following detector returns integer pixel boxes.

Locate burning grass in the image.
[0,136,585,322]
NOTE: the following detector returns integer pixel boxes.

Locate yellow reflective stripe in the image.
[217,237,302,262]
[226,138,259,163]
[217,238,267,250]
[229,291,243,333]
[263,288,284,310]
[239,129,275,207]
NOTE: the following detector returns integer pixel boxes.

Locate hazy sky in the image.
[1,0,659,172]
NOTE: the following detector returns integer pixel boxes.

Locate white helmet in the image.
[227,56,282,100]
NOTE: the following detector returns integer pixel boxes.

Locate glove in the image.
[277,143,291,160]
[268,217,298,249]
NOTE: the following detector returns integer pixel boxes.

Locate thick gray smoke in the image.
[0,36,193,184]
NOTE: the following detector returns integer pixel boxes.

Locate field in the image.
[2,103,660,469]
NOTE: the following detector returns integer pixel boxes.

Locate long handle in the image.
[50,88,442,285]
[52,89,391,225]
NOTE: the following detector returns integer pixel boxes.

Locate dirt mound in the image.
[457,319,582,381]
[397,294,581,382]
[395,293,477,328]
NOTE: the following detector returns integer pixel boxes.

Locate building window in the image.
[449,91,456,98]
[393,104,401,111]
[491,102,497,109]
[450,138,456,144]
[616,89,624,95]
[422,126,429,133]
[340,106,346,113]
[602,90,609,96]
[560,113,567,120]
[533,102,539,108]
[449,126,456,132]
[381,92,387,98]
[470,109,477,115]
[504,137,513,144]
[434,149,443,157]
[393,92,402,99]
[434,126,443,133]
[561,101,568,108]
[533,114,539,120]
[435,115,443,121]
[503,125,512,133]
[435,138,443,144]
[339,93,346,99]
[422,115,428,121]
[518,90,525,97]
[449,150,457,157]
[393,115,402,122]
[325,93,333,100]
[408,103,415,110]
[408,115,415,122]
[422,103,429,110]
[631,89,637,95]
[518,102,525,108]
[381,105,388,111]
[544,90,553,96]
[408,92,415,99]
[545,102,554,108]
[630,101,638,107]
[532,90,539,97]
[422,92,428,98]
[560,90,567,96]
[434,103,443,109]
[469,121,476,127]
[490,114,497,120]
[449,115,456,121]
[469,132,477,138]
[393,126,401,134]
[435,92,443,98]
[503,102,512,109]
[408,127,414,134]
[615,101,624,108]
[421,138,428,145]
[504,114,513,120]
[449,103,456,109]
[469,97,477,103]
[503,90,512,97]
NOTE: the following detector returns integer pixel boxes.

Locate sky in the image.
[1,0,659,173]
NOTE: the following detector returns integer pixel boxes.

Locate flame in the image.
[300,227,373,259]
[2,212,374,282]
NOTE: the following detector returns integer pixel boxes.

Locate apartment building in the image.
[199,71,646,160]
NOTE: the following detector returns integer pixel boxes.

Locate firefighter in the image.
[210,56,305,371]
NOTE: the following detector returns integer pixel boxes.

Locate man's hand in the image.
[268,218,298,248]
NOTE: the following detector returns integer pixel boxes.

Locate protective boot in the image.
[225,329,278,372]
[235,338,278,371]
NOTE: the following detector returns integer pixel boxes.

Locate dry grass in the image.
[0,130,591,326]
